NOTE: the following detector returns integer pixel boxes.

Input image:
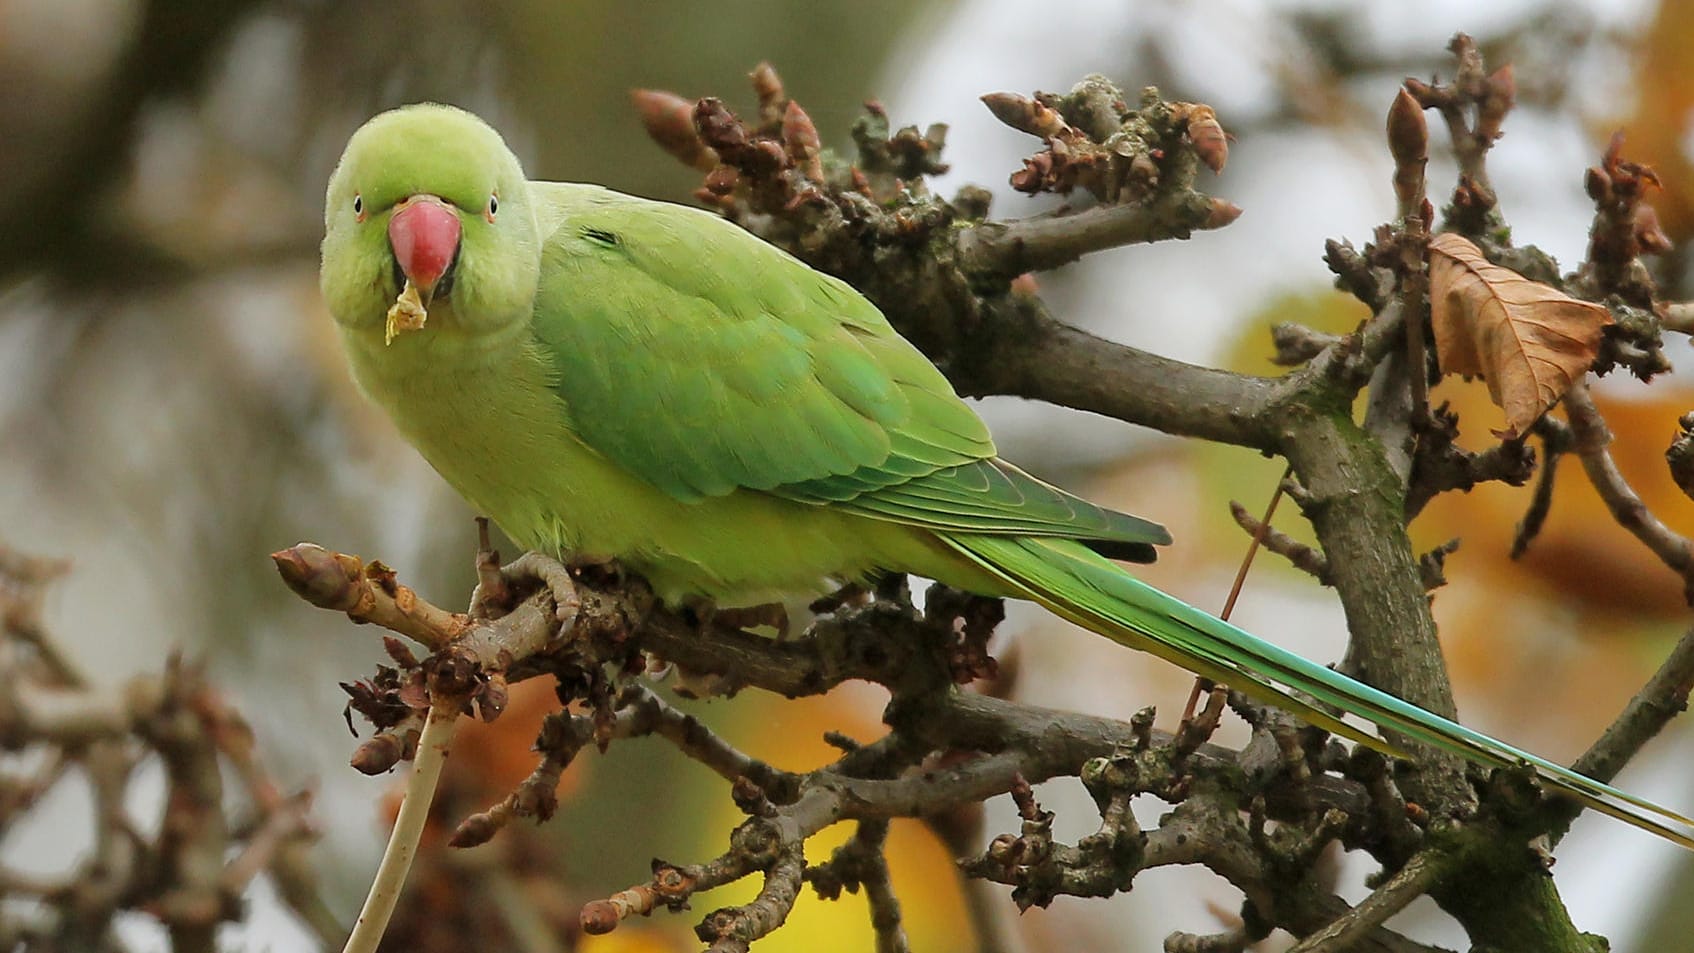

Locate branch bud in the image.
[1476,63,1516,142]
[1603,130,1626,171]
[476,670,509,722]
[581,884,659,936]
[750,61,786,124]
[1448,32,1485,95]
[271,544,364,613]
[580,900,621,936]
[1183,104,1228,174]
[630,89,717,171]
[752,138,788,172]
[1669,413,1694,501]
[1585,166,1612,203]
[731,775,777,817]
[781,100,824,181]
[1387,88,1428,219]
[1203,197,1243,229]
[351,732,406,775]
[693,98,748,157]
[1402,76,1434,103]
[1386,89,1428,166]
[702,165,739,196]
[980,92,1067,138]
[448,811,500,848]
[382,636,418,669]
[1008,152,1052,193]
[1634,204,1672,255]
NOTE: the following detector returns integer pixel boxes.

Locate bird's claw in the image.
[808,581,869,615]
[683,598,791,639]
[471,550,582,627]
[565,552,625,588]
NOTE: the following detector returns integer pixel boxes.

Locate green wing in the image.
[527,183,1167,558]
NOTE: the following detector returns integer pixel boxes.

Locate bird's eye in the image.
[352,194,364,217]
[487,193,499,220]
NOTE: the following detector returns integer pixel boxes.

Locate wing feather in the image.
[529,183,1166,555]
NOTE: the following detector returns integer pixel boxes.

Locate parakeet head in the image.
[321,104,540,341]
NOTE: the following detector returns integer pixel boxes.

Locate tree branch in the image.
[957,191,1239,279]
[1285,850,1445,953]
[1563,382,1694,596]
[1557,622,1694,838]
[952,299,1283,449]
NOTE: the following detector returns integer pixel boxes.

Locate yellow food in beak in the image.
[385,280,429,345]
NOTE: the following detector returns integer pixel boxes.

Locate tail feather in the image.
[940,532,1694,849]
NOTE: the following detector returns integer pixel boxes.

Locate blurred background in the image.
[3,0,1694,950]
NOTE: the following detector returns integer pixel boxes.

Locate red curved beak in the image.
[387,195,461,304]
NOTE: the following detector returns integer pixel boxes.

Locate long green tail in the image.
[940,532,1694,849]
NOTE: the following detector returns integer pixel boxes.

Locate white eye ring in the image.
[487,193,499,219]
[353,194,363,215]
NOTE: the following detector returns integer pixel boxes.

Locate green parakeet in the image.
[320,103,1692,848]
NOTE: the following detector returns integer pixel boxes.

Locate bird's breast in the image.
[340,325,909,603]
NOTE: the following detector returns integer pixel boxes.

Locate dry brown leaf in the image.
[1428,233,1613,438]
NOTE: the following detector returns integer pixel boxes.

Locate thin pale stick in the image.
[341,704,460,953]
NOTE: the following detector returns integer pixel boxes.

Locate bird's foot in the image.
[502,552,582,626]
[469,528,581,627]
[682,597,791,639]
[1173,683,1230,757]
[665,663,741,700]
[564,551,625,588]
[470,519,516,619]
[808,581,869,614]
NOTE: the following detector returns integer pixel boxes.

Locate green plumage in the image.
[321,103,1694,849]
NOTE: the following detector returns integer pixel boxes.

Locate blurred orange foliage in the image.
[697,687,975,952]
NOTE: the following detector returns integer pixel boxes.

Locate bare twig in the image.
[1511,420,1569,558]
[698,845,806,951]
[1229,500,1332,585]
[632,685,799,793]
[272,544,471,651]
[1285,851,1444,953]
[1562,622,1694,835]
[807,821,910,953]
[1562,382,1694,599]
[1386,86,1432,432]
[1416,539,1461,592]
[1325,238,1392,313]
[1272,324,1344,366]
[342,705,461,953]
[1223,471,1292,620]
[1399,230,1431,431]
[1405,411,1535,519]
[1405,33,1507,232]
[958,191,1239,279]
[1164,923,1250,953]
[280,537,1593,951]
[1663,302,1694,335]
